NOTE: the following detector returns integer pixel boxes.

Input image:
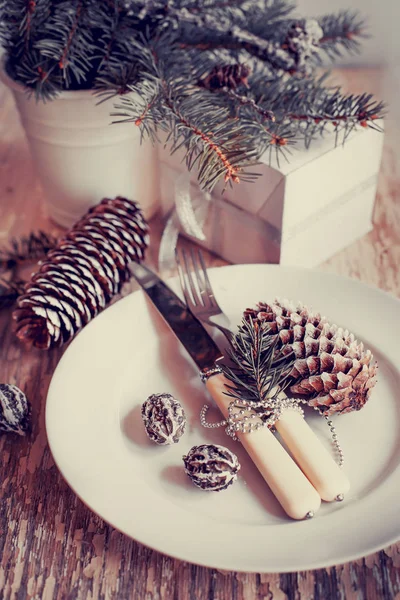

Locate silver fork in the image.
[175,248,234,343]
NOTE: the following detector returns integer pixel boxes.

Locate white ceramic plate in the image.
[46,265,400,573]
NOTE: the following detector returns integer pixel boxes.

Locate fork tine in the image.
[197,249,218,308]
[181,248,202,307]
[191,249,212,308]
[175,249,192,306]
[190,248,209,308]
[176,248,233,342]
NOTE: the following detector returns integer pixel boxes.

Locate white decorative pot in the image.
[0,61,160,227]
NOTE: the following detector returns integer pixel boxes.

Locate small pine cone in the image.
[245,300,378,416]
[200,63,251,91]
[284,19,323,73]
[12,197,149,350]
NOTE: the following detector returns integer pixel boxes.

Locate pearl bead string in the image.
[200,397,344,467]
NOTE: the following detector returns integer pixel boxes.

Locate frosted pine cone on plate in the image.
[12,197,149,349]
[244,300,378,416]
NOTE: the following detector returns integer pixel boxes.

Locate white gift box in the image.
[158,121,384,267]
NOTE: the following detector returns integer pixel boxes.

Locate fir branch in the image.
[14,51,62,101]
[199,64,276,122]
[243,117,296,168]
[285,89,385,146]
[96,10,121,69]
[113,34,261,188]
[162,89,260,187]
[95,63,143,101]
[0,278,26,310]
[35,0,96,90]
[93,6,142,92]
[96,29,160,99]
[221,318,296,405]
[0,1,386,191]
[2,0,48,45]
[0,231,57,272]
[180,27,298,73]
[317,11,366,60]
[110,72,163,141]
[162,93,240,184]
[58,0,83,70]
[0,230,57,310]
[225,89,276,122]
[247,73,386,148]
[23,0,37,45]
[133,97,156,126]
[162,97,261,189]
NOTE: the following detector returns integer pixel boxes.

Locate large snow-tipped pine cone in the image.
[244,300,378,416]
[12,197,149,350]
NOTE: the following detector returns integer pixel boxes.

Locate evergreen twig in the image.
[0,1,386,190]
[221,318,296,405]
[224,88,276,122]
[0,231,58,272]
[0,278,26,310]
[318,11,366,59]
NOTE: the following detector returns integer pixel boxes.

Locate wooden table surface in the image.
[1,69,400,600]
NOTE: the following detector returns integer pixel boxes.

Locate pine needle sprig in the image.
[0,1,386,190]
[112,34,262,188]
[0,231,58,272]
[37,0,94,90]
[317,11,366,60]
[229,90,276,121]
[249,73,386,148]
[0,278,26,310]
[221,318,296,405]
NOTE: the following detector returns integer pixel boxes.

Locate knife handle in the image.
[205,373,321,520]
[274,409,350,501]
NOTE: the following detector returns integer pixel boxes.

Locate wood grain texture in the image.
[1,69,400,600]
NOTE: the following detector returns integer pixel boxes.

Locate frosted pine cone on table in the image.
[12,197,149,350]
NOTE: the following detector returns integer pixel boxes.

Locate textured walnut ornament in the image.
[12,197,149,349]
[0,384,31,435]
[142,393,186,445]
[183,444,240,491]
[244,300,378,416]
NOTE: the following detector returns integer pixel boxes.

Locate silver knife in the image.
[129,262,224,380]
[129,262,321,520]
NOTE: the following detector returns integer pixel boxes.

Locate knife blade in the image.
[129,261,322,520]
[129,262,223,374]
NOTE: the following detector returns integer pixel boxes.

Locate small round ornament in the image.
[141,393,186,445]
[183,444,240,491]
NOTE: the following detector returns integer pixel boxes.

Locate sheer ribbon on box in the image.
[158,172,211,273]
